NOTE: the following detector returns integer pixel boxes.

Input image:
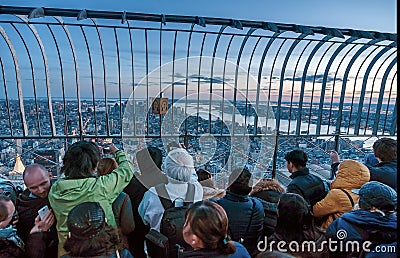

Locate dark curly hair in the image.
[284,150,308,168]
[62,141,100,179]
[64,224,122,256]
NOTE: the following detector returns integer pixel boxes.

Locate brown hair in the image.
[97,158,118,176]
[185,201,236,254]
[250,178,285,196]
[373,138,397,162]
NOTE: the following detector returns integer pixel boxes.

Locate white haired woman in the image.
[138,148,203,257]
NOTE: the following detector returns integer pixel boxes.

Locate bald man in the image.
[16,164,58,258]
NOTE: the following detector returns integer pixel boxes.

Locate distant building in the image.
[8,155,25,189]
[34,148,63,178]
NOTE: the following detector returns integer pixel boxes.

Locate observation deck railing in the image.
[0,6,397,185]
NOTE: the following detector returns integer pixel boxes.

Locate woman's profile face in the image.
[182,221,193,246]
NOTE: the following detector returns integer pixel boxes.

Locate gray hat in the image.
[358,181,397,212]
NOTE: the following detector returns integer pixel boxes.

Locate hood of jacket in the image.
[331,159,370,189]
[202,185,225,200]
[341,209,397,231]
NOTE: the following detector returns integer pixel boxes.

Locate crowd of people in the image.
[0,137,397,258]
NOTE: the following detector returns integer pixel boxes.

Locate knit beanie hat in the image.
[358,181,397,212]
[67,202,106,239]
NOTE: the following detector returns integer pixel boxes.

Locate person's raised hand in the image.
[329,150,340,163]
[109,143,119,154]
[30,210,55,234]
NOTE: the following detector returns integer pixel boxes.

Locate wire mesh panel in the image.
[0,6,397,185]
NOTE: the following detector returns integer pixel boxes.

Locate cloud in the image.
[284,74,349,83]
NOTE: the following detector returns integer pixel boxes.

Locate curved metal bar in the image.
[113,27,123,137]
[354,42,397,134]
[267,37,288,134]
[306,41,337,133]
[91,18,110,136]
[254,32,282,135]
[316,37,358,135]
[14,15,56,136]
[171,31,178,133]
[335,39,381,133]
[385,73,397,135]
[232,27,257,135]
[80,25,98,136]
[296,35,333,134]
[159,19,163,138]
[52,16,83,139]
[221,35,236,135]
[244,36,262,133]
[342,40,379,134]
[325,42,359,135]
[1,5,397,41]
[288,39,313,135]
[46,24,67,137]
[9,23,41,136]
[0,57,13,136]
[276,34,308,134]
[364,51,396,134]
[373,57,397,134]
[390,99,397,135]
[196,32,207,133]
[145,28,150,136]
[184,23,195,144]
[381,72,396,134]
[209,25,227,133]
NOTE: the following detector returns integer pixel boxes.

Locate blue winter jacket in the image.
[213,191,264,256]
[367,161,397,190]
[325,209,397,258]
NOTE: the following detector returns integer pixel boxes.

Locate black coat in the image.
[123,171,167,258]
[287,168,326,206]
[251,190,281,238]
[16,189,58,258]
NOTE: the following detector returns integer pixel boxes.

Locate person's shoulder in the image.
[232,241,251,258]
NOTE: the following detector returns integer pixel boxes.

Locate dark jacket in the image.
[123,171,167,258]
[287,168,326,206]
[16,189,58,258]
[0,226,24,258]
[179,241,250,258]
[368,161,397,190]
[269,227,328,258]
[325,209,397,258]
[0,238,24,258]
[60,248,133,258]
[251,190,281,238]
[214,191,264,257]
[112,192,135,248]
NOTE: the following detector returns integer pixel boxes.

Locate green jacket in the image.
[48,150,133,257]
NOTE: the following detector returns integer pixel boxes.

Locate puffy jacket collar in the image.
[289,167,309,179]
[374,160,397,168]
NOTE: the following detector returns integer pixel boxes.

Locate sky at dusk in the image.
[0,0,397,103]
